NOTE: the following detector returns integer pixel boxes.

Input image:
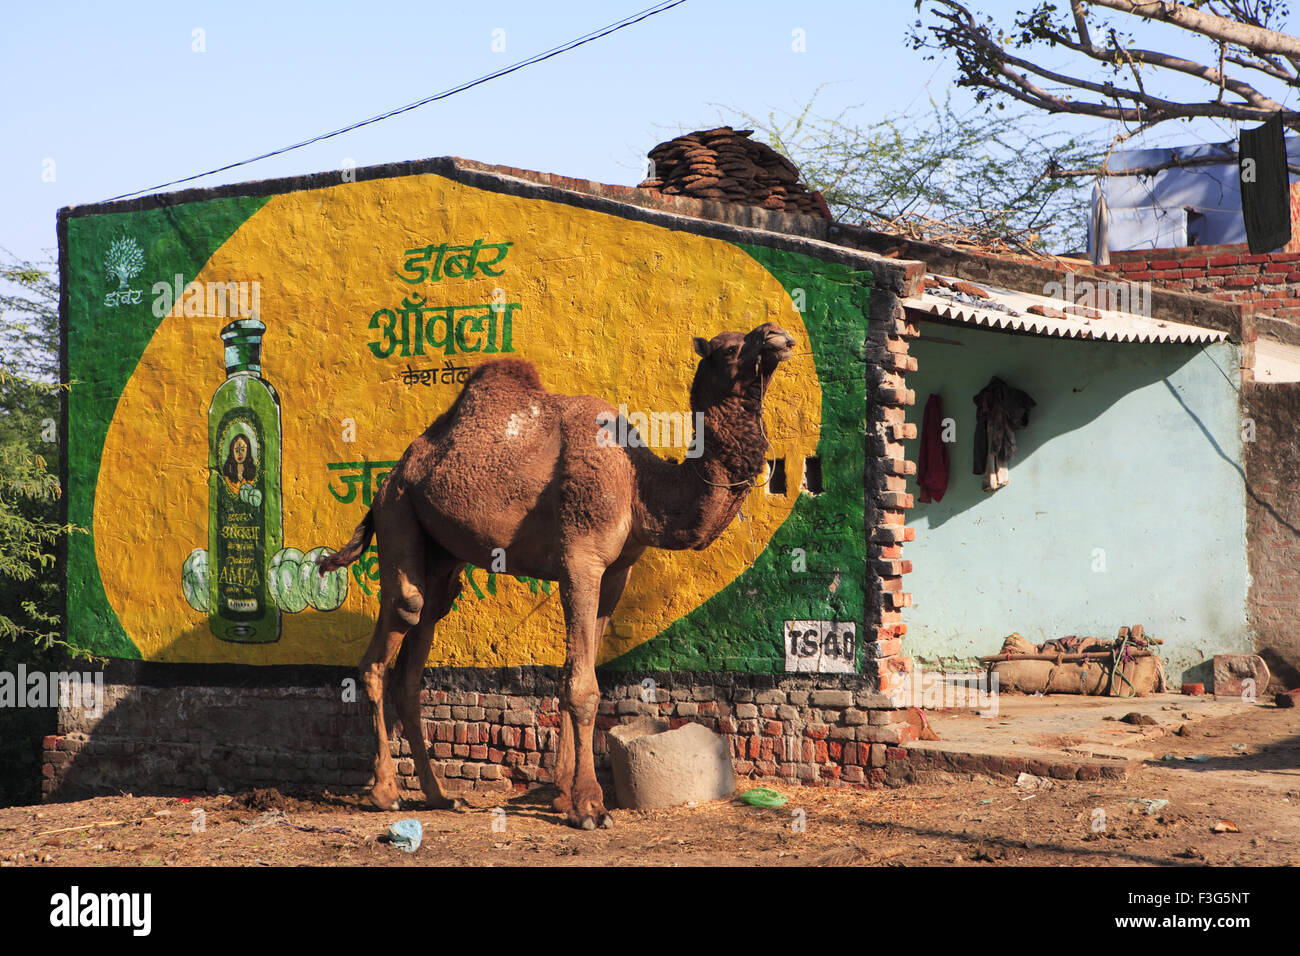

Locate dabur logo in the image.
[104,235,145,290]
[49,886,151,936]
[102,234,147,308]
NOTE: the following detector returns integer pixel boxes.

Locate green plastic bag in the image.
[740,787,788,808]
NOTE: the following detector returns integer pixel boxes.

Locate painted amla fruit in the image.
[182,548,210,613]
[266,547,308,613]
[299,546,349,611]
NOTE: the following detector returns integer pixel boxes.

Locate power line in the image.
[102,0,688,203]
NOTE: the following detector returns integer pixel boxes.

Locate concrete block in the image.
[811,689,854,708]
[607,717,735,811]
[1212,654,1270,699]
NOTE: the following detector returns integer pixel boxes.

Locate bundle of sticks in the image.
[863,210,1047,258]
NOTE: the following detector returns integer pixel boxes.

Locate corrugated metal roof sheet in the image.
[902,275,1229,345]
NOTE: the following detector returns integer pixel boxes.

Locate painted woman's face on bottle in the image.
[232,436,248,463]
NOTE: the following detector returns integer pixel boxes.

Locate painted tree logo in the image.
[104,235,145,289]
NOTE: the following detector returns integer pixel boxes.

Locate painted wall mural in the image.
[63,171,870,671]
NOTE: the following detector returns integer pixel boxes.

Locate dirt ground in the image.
[2,707,1296,867]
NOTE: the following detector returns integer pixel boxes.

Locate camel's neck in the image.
[634,384,770,551]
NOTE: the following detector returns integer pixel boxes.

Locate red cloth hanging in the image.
[917,393,949,504]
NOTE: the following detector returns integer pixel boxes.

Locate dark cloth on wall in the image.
[1240,112,1291,254]
[972,376,1035,492]
[917,392,949,503]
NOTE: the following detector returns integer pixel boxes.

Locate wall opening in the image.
[766,457,787,494]
[802,456,823,495]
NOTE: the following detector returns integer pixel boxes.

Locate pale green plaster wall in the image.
[902,322,1252,684]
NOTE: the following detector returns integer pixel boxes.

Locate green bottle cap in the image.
[221,319,265,376]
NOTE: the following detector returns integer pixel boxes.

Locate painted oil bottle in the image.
[208,318,283,642]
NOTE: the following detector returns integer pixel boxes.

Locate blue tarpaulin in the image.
[1089,137,1300,255]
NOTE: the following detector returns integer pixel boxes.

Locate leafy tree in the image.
[0,251,79,651]
[1,252,58,382]
[731,91,1105,252]
[0,249,85,805]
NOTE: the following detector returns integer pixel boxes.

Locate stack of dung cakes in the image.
[638,126,828,217]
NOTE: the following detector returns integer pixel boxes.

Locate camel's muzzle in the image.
[763,328,796,362]
[755,326,796,371]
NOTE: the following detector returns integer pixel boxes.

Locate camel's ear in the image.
[692,336,712,359]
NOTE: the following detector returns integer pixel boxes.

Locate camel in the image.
[319,321,796,829]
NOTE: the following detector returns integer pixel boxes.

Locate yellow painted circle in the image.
[94,175,820,665]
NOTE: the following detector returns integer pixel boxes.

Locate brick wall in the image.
[866,290,919,695]
[45,281,926,799]
[1242,381,1300,692]
[1107,244,1300,324]
[42,670,920,801]
[449,156,830,241]
[34,157,930,804]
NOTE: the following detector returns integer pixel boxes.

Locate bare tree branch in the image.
[728,91,1104,252]
[941,8,1294,120]
[1087,0,1300,58]
[1225,50,1299,83]
[1049,154,1300,177]
[1052,1,1284,107]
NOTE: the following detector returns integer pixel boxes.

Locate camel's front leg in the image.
[555,561,635,829]
[556,566,609,830]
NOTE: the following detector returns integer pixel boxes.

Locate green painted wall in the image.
[62,173,872,673]
[609,245,870,672]
[902,322,1252,683]
[65,197,272,659]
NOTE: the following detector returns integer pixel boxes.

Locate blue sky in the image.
[3,0,1294,263]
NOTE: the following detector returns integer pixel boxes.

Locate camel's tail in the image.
[318,509,374,574]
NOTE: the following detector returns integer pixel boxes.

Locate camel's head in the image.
[691,323,796,403]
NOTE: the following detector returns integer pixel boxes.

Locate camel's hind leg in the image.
[391,557,466,811]
[359,504,427,811]
[359,610,410,811]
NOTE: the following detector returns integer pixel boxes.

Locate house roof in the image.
[903,274,1229,345]
[833,225,1245,342]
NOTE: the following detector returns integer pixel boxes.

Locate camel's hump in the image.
[463,357,545,392]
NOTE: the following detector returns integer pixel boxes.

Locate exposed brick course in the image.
[44,674,917,801]
[1106,243,1300,326]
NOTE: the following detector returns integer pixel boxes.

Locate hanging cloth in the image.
[1240,112,1291,254]
[1088,179,1111,266]
[972,377,1035,492]
[917,392,949,503]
